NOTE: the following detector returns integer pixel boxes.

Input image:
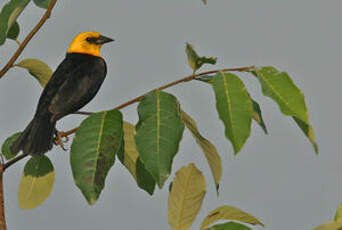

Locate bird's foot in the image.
[54,130,69,151]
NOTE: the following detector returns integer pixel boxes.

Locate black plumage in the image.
[11,53,107,155]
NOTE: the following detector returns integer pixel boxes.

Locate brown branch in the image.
[3,66,253,171]
[3,153,29,171]
[0,164,6,230]
[0,0,58,79]
[60,66,253,138]
[0,2,59,229]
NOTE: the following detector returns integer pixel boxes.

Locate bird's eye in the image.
[86,37,92,42]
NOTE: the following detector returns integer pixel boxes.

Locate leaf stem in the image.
[66,66,253,134]
[0,0,58,79]
[15,39,21,46]
[3,66,253,171]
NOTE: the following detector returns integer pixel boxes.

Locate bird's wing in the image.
[48,58,106,120]
[36,56,84,113]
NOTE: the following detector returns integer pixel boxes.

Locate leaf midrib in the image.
[156,91,161,185]
[258,69,305,121]
[222,74,237,149]
[176,168,192,229]
[92,111,107,188]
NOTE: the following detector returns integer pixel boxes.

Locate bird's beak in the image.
[96,35,114,44]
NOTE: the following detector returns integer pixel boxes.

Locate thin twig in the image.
[4,66,253,169]
[2,0,59,171]
[61,66,253,137]
[3,153,29,171]
[0,0,58,79]
[0,164,6,230]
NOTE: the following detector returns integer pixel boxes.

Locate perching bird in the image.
[11,31,114,155]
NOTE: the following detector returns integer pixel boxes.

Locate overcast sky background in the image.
[0,0,341,229]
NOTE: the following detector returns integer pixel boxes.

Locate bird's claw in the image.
[54,131,68,151]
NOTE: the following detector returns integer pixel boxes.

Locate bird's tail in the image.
[11,116,56,155]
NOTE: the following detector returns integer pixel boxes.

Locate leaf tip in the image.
[314,143,319,154]
[88,198,97,206]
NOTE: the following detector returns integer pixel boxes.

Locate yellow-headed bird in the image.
[11,31,114,155]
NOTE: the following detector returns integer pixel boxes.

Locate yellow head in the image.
[67,32,114,57]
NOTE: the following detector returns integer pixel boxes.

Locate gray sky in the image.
[0,0,341,229]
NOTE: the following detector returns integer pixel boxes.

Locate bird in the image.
[11,31,114,155]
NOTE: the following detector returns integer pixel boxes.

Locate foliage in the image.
[0,0,30,45]
[168,163,206,230]
[314,204,342,230]
[18,155,54,209]
[1,132,21,160]
[15,58,53,87]
[70,109,123,205]
[0,1,321,230]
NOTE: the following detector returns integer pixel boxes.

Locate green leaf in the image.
[213,72,253,154]
[120,122,139,180]
[180,110,222,192]
[1,132,21,160]
[168,163,206,230]
[252,66,308,123]
[33,0,52,9]
[15,58,53,87]
[202,0,208,4]
[334,203,342,222]
[251,99,268,134]
[293,117,318,154]
[118,122,156,195]
[136,157,156,195]
[135,90,185,188]
[186,42,217,72]
[313,221,342,230]
[6,20,19,40]
[206,222,252,230]
[70,109,123,205]
[18,155,54,209]
[252,66,317,153]
[200,205,264,230]
[0,0,30,45]
[196,75,214,84]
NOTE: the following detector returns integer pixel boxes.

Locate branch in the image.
[62,66,253,136]
[3,153,29,171]
[3,65,253,171]
[0,164,6,230]
[0,0,58,79]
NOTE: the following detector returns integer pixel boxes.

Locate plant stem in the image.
[0,165,6,230]
[3,153,29,171]
[62,66,253,136]
[4,66,254,170]
[0,0,58,79]
[0,2,59,228]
